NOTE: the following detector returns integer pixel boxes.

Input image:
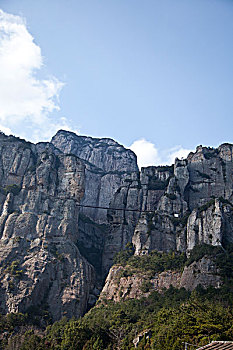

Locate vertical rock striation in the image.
[0,133,94,320]
[0,130,233,317]
[51,130,139,276]
[51,130,139,223]
[105,144,233,261]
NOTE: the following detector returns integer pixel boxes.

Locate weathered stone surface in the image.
[51,130,141,278]
[108,145,233,259]
[180,257,222,290]
[50,133,233,286]
[0,130,233,316]
[100,256,221,303]
[51,130,139,224]
[0,134,95,320]
[102,172,142,274]
[186,199,233,252]
[98,144,233,299]
[51,130,138,173]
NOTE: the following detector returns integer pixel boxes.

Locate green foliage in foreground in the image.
[5,260,24,278]
[1,285,233,350]
[1,244,233,349]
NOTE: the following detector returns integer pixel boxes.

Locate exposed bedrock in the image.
[0,130,233,317]
[0,133,95,320]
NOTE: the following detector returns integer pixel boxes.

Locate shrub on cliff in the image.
[4,184,21,195]
[114,249,187,274]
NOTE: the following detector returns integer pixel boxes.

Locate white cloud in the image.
[129,139,192,168]
[30,117,80,143]
[0,9,68,141]
[130,139,161,168]
[165,146,192,164]
[0,124,12,135]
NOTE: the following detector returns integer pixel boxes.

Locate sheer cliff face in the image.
[51,132,233,275]
[100,256,221,303]
[0,133,94,320]
[0,130,232,319]
[0,131,139,320]
[104,144,233,271]
[100,144,233,299]
[51,130,139,223]
[51,130,139,277]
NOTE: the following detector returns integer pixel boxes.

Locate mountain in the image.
[0,130,232,325]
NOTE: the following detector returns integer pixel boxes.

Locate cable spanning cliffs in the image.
[0,130,232,320]
[51,130,138,223]
[51,130,139,277]
[103,144,233,273]
[0,130,138,320]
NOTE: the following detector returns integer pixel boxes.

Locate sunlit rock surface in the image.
[0,130,232,316]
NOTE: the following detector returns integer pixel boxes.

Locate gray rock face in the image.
[185,144,233,209]
[51,130,139,276]
[51,130,138,173]
[51,130,139,223]
[100,256,221,303]
[0,133,94,320]
[180,257,222,290]
[186,199,222,251]
[106,145,233,261]
[100,265,182,302]
[102,172,142,274]
[0,130,233,317]
[50,133,233,281]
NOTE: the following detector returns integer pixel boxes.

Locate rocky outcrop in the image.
[100,265,181,302]
[100,256,221,303]
[51,130,138,223]
[52,135,233,276]
[185,144,233,209]
[0,133,95,320]
[105,145,233,261]
[0,130,232,318]
[102,171,142,274]
[180,257,221,290]
[51,130,139,277]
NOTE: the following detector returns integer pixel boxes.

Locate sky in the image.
[0,0,233,167]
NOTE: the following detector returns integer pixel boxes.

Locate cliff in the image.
[51,130,139,279]
[102,144,233,274]
[0,130,232,321]
[100,256,221,303]
[51,130,138,223]
[0,133,94,320]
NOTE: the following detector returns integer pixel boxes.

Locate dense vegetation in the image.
[1,286,233,350]
[114,243,186,275]
[114,242,233,281]
[1,244,233,350]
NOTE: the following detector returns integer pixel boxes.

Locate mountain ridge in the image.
[0,129,232,323]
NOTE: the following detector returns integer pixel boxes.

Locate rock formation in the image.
[0,133,94,320]
[100,255,221,303]
[51,130,139,278]
[0,130,232,319]
[105,144,233,267]
[51,130,138,223]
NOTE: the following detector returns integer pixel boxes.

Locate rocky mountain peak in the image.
[0,130,232,323]
[51,129,138,173]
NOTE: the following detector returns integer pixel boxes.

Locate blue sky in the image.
[0,0,233,166]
